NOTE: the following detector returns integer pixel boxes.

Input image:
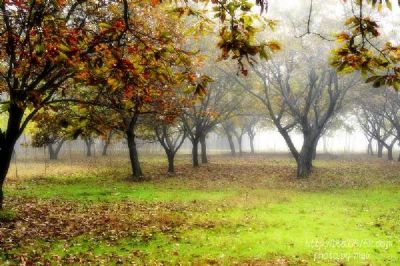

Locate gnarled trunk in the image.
[102,143,109,156]
[200,134,208,164]
[0,143,15,210]
[126,130,143,181]
[0,105,24,209]
[226,133,236,156]
[312,137,320,160]
[192,139,199,167]
[296,137,317,178]
[102,132,113,156]
[237,135,243,156]
[167,152,175,173]
[387,146,393,161]
[84,138,93,157]
[377,143,383,158]
[386,139,397,161]
[249,134,255,154]
[48,140,64,160]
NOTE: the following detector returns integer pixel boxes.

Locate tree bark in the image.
[167,152,175,173]
[84,138,92,157]
[386,139,397,161]
[249,134,255,154]
[387,146,393,161]
[377,143,383,158]
[236,135,243,156]
[226,133,236,156]
[102,132,113,156]
[0,143,15,210]
[48,144,56,160]
[0,105,24,209]
[296,137,317,178]
[312,142,317,160]
[102,142,109,156]
[126,130,143,181]
[48,140,64,160]
[297,149,313,177]
[192,139,199,167]
[200,134,208,164]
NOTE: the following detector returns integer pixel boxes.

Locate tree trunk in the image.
[48,140,64,160]
[296,138,316,178]
[0,143,15,210]
[377,143,383,158]
[297,156,313,178]
[312,142,317,160]
[102,142,109,156]
[48,144,56,160]
[102,132,113,156]
[249,134,255,154]
[227,134,236,156]
[386,140,397,161]
[167,152,175,173]
[237,135,243,156]
[200,134,208,164]
[192,139,199,167]
[84,139,92,157]
[0,105,24,209]
[126,129,143,181]
[387,146,393,161]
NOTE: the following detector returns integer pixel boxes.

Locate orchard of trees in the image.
[1,0,400,264]
[0,0,399,214]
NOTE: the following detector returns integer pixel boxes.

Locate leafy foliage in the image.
[332,0,400,90]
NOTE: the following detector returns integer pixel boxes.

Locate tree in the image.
[357,88,399,160]
[233,51,358,177]
[232,122,246,156]
[228,115,263,156]
[0,0,143,208]
[218,94,265,156]
[30,107,72,160]
[82,4,209,180]
[244,116,263,154]
[380,89,400,160]
[182,75,240,166]
[220,121,237,156]
[358,103,396,160]
[68,105,118,158]
[101,130,116,156]
[154,120,187,174]
[0,0,301,208]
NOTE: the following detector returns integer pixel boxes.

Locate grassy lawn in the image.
[1,154,399,265]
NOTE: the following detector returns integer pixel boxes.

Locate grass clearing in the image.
[1,154,400,265]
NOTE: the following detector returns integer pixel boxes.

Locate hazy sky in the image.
[266,0,399,43]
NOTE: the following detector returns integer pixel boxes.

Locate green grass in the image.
[0,209,16,222]
[12,179,238,203]
[2,155,400,265]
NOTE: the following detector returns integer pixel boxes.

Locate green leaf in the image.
[385,0,393,9]
[56,52,69,61]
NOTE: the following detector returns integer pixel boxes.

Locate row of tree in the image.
[358,88,400,161]
[1,0,399,211]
